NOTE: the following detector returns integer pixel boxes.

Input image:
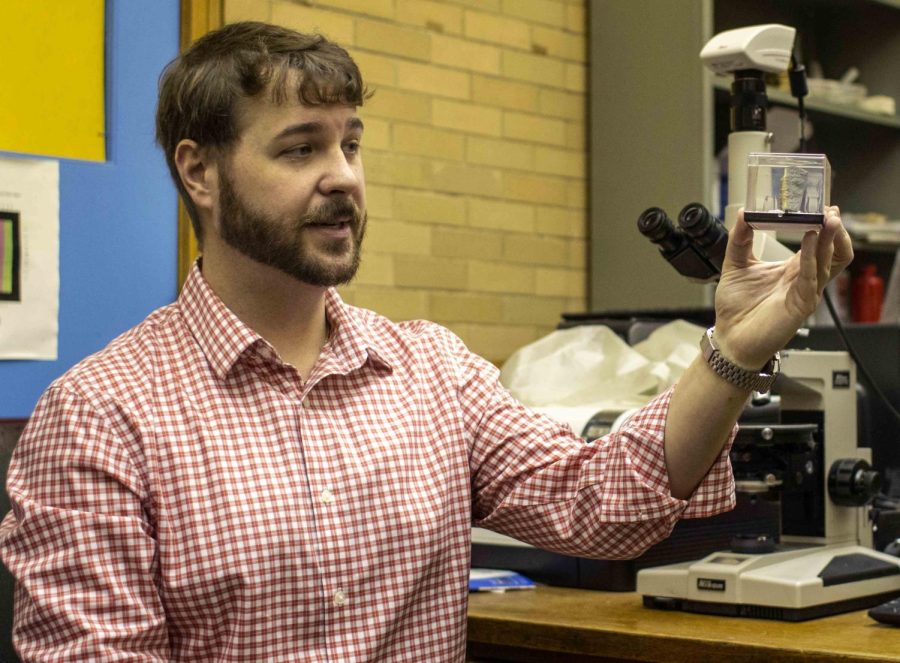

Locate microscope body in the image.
[637,349,900,619]
[755,350,874,549]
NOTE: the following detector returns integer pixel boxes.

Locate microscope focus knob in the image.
[828,458,881,506]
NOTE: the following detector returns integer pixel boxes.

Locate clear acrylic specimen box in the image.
[745,153,831,231]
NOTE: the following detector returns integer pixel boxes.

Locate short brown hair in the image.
[155,21,370,242]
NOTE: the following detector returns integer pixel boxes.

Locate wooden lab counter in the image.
[467,586,900,662]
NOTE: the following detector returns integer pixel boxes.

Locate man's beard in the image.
[217,165,366,287]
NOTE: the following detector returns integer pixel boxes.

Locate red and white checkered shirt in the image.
[1,264,735,662]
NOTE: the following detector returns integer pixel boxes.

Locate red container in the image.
[852,264,884,323]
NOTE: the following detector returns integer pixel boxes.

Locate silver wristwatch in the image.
[699,327,780,392]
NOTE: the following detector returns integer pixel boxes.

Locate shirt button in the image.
[333,589,346,607]
[320,489,334,504]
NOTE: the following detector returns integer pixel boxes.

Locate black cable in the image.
[797,96,806,151]
[789,54,808,151]
[783,49,898,426]
[822,289,900,426]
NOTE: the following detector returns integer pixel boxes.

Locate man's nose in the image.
[320,148,361,195]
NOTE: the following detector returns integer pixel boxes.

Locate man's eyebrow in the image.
[272,118,364,141]
[273,122,323,141]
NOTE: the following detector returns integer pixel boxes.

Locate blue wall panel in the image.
[0,0,180,418]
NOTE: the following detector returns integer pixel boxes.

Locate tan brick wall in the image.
[224,0,588,363]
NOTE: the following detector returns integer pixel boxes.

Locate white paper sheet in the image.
[0,156,59,359]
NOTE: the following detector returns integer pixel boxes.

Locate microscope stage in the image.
[637,544,900,621]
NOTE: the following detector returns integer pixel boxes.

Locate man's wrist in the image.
[713,337,766,372]
[699,327,780,392]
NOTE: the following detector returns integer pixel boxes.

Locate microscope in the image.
[637,350,900,620]
[635,24,900,620]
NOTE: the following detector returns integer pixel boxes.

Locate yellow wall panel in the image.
[0,1,106,161]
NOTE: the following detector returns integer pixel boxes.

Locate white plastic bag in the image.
[499,320,705,433]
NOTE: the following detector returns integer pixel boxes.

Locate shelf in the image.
[779,235,900,253]
[713,79,900,129]
[847,237,900,252]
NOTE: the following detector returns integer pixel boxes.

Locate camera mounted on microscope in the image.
[700,24,796,133]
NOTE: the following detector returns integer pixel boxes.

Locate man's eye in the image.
[284,145,312,157]
[344,140,361,155]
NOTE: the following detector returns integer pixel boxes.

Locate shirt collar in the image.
[179,261,395,379]
[178,262,263,379]
[321,288,395,376]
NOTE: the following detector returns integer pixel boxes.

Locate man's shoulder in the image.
[345,301,464,352]
[340,300,488,374]
[50,302,186,403]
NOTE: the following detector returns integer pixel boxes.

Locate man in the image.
[0,21,852,662]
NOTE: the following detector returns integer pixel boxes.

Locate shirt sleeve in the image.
[457,342,736,561]
[0,385,170,661]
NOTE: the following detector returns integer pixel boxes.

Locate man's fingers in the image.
[723,209,756,270]
[826,206,854,279]
[815,209,839,293]
[816,234,835,295]
[798,228,820,298]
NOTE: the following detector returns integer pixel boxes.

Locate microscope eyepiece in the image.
[638,203,728,281]
[678,203,719,247]
[637,207,684,253]
[677,203,728,272]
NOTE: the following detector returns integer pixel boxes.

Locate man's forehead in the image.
[233,91,361,138]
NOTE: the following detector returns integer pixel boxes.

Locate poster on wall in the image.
[0,156,59,360]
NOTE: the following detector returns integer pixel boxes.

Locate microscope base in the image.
[637,544,900,621]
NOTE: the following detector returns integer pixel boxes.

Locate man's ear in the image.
[174,139,217,215]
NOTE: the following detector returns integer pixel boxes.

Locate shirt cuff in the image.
[617,387,737,520]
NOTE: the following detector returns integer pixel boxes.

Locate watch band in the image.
[699,327,780,392]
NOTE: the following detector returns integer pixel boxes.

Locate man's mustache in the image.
[301,198,362,226]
